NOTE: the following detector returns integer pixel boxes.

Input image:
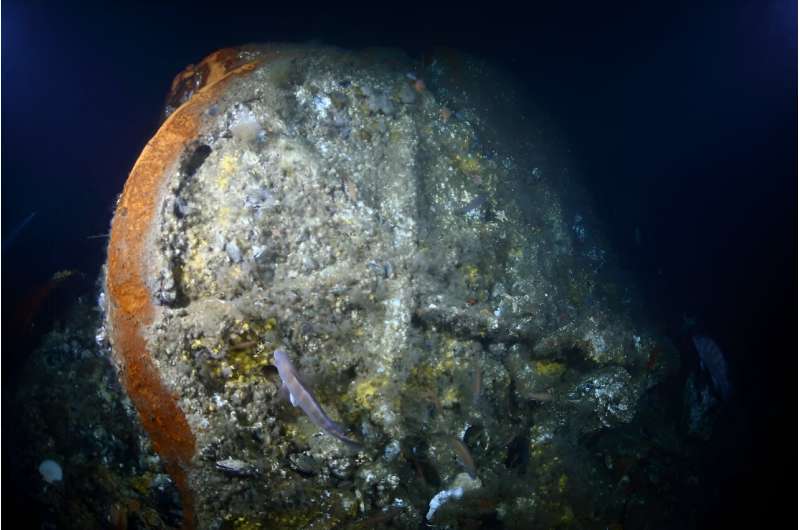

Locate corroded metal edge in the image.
[105,47,266,529]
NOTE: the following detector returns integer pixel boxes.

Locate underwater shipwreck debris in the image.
[99,43,679,529]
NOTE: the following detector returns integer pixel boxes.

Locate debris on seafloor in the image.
[10,290,187,530]
[426,472,482,521]
[426,486,463,521]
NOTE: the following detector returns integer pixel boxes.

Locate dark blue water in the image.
[3,1,796,527]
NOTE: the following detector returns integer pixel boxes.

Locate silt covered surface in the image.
[97,44,685,529]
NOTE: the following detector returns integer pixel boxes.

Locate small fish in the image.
[692,335,732,400]
[273,350,362,449]
[215,457,257,477]
[447,435,477,479]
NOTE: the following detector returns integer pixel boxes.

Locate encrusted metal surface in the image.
[99,44,682,529]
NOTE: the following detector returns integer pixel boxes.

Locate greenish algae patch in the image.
[352,375,389,410]
[535,360,566,377]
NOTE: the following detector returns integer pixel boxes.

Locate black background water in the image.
[3,0,796,527]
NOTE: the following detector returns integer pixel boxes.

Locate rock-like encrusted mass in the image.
[103,44,680,529]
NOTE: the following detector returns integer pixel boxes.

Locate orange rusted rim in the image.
[106,47,265,529]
